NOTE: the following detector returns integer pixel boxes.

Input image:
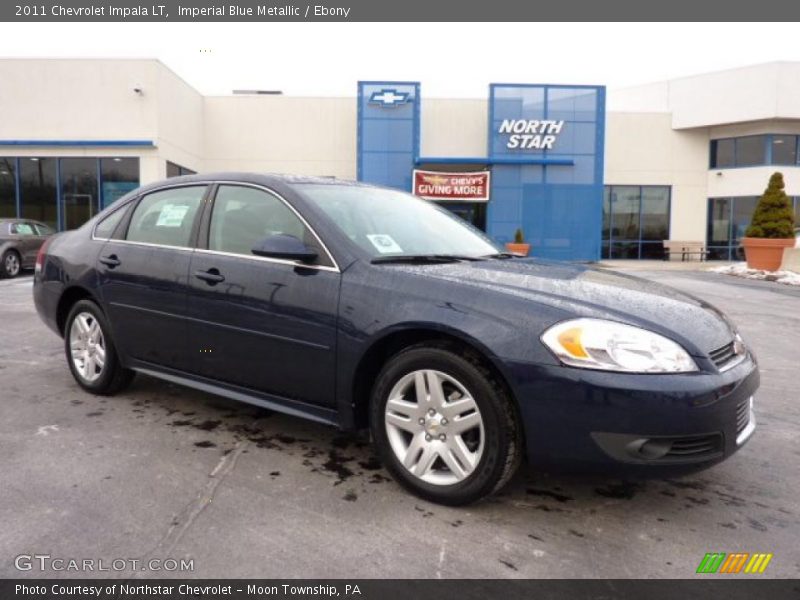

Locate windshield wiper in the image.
[482,252,519,259]
[371,254,485,264]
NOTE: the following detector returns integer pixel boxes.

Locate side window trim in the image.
[195,183,219,251]
[201,182,338,271]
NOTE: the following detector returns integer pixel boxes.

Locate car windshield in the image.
[295,183,501,259]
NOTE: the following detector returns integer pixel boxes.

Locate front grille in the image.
[736,398,750,434]
[709,341,737,368]
[663,433,723,459]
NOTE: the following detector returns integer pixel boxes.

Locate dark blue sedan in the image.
[33,173,758,505]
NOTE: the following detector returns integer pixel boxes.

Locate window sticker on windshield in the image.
[366,234,403,254]
[156,204,190,228]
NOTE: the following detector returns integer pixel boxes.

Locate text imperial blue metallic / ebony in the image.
[33,173,758,505]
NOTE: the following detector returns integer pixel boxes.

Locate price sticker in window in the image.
[156,204,190,228]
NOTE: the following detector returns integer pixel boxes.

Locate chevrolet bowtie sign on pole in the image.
[368,89,411,107]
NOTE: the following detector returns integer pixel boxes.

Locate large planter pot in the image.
[741,237,794,271]
[505,242,531,256]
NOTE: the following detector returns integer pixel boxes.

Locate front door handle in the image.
[194,268,225,285]
[99,254,121,268]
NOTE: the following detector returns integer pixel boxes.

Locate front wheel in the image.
[65,299,134,395]
[370,343,522,505]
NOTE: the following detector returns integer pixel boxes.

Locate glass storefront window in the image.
[731,196,758,244]
[735,136,767,167]
[796,198,800,227]
[603,185,671,259]
[60,158,99,230]
[166,161,197,178]
[0,156,140,231]
[708,198,732,246]
[101,158,139,208]
[706,196,799,260]
[641,187,670,240]
[0,158,15,219]
[771,135,798,165]
[610,186,640,241]
[711,134,800,168]
[19,157,57,229]
[711,139,735,168]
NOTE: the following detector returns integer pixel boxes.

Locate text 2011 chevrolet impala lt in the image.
[33,174,758,505]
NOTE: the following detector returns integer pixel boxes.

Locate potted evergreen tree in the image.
[741,172,796,271]
[505,228,531,256]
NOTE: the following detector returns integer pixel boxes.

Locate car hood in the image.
[387,259,735,356]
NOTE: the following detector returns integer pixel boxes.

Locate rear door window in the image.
[11,222,35,235]
[126,186,206,248]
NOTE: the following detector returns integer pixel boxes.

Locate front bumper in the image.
[506,354,759,475]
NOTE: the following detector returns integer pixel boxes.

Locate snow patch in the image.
[710,262,800,286]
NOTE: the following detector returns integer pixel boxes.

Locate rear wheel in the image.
[65,299,134,395]
[1,250,21,278]
[370,343,522,505]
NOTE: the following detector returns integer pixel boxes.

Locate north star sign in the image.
[498,119,565,149]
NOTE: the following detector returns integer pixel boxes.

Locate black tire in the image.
[370,342,522,506]
[1,249,21,278]
[64,299,134,395]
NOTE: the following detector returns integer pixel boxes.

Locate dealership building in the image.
[1,59,800,261]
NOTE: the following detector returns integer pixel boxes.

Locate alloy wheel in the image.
[384,369,485,485]
[69,312,107,383]
[5,253,20,277]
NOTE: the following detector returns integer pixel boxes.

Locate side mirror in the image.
[251,234,318,263]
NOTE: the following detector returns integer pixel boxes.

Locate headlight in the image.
[541,318,698,373]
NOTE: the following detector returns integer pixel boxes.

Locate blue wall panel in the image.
[357,81,420,192]
[487,84,605,261]
[356,81,605,262]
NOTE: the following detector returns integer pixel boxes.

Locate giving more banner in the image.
[413,170,490,202]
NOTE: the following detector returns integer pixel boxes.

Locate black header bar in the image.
[3,579,800,600]
[4,0,800,21]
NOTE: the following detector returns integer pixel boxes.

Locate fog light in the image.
[627,438,672,460]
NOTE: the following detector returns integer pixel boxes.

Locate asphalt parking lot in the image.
[1,268,798,579]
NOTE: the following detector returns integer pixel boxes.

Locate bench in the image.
[662,241,710,262]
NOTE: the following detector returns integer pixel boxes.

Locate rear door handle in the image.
[99,254,121,268]
[194,269,225,284]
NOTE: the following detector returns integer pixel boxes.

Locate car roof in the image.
[136,172,377,195]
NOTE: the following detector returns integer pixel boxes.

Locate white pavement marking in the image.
[131,441,247,578]
[36,425,59,436]
[1,358,41,365]
[0,278,33,287]
[436,540,447,579]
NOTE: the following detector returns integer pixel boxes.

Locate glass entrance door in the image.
[63,193,94,230]
[60,158,98,230]
[438,202,487,231]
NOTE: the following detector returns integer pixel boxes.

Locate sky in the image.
[0,22,798,98]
